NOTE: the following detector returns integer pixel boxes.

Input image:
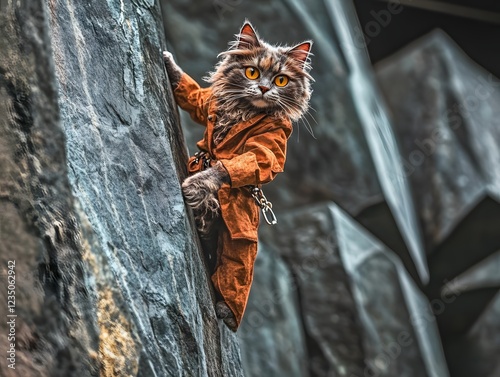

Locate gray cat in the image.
[164,20,313,331]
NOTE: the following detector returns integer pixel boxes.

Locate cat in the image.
[164,20,312,331]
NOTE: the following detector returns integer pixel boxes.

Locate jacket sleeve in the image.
[220,119,292,188]
[173,72,211,125]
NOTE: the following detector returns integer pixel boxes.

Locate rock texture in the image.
[238,244,308,377]
[163,1,500,377]
[1,0,243,376]
[1,2,99,375]
[376,30,500,255]
[161,0,383,215]
[376,30,500,377]
[261,204,449,377]
[333,205,449,377]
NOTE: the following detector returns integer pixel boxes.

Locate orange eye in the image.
[274,75,289,87]
[245,67,260,80]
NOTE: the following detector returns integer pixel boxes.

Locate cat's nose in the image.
[258,85,270,94]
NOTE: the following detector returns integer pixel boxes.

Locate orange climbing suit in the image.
[173,72,292,328]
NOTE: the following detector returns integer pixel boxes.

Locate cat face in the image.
[207,21,313,121]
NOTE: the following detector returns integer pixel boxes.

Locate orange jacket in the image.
[173,73,292,241]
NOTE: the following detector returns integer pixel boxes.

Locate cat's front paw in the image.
[162,50,183,87]
[163,50,174,62]
[181,162,230,235]
[182,171,221,214]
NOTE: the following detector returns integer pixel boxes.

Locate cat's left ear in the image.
[288,41,313,70]
[237,20,261,50]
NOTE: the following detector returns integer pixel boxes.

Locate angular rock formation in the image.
[376,30,500,256]
[376,30,500,377]
[1,0,243,375]
[261,204,449,377]
[4,0,499,376]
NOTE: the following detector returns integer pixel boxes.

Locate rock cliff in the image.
[1,1,242,375]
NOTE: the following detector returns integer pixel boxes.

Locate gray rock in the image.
[376,30,500,376]
[238,244,308,377]
[1,2,98,375]
[262,203,449,377]
[376,30,500,255]
[261,204,366,377]
[1,0,244,376]
[444,291,500,377]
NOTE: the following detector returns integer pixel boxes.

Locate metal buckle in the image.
[194,151,211,169]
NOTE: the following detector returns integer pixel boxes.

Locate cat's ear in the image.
[288,41,313,69]
[237,20,260,50]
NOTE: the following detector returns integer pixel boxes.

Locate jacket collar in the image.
[208,101,267,150]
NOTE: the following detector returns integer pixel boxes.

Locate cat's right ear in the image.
[237,20,260,50]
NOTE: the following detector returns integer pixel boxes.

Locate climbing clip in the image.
[250,186,277,225]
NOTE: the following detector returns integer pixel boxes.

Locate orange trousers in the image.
[209,222,257,329]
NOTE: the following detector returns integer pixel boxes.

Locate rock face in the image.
[260,204,449,377]
[238,244,308,377]
[1,1,243,376]
[375,30,500,377]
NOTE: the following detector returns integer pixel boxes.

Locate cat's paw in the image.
[162,50,183,87]
[182,162,229,234]
[163,50,174,62]
[182,174,220,213]
[215,301,238,332]
[181,162,229,207]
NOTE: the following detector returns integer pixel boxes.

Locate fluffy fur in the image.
[181,161,229,236]
[167,21,312,233]
[206,22,313,144]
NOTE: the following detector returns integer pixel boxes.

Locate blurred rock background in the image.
[1,0,499,376]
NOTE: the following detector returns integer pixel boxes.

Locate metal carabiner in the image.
[261,206,278,225]
[249,186,278,225]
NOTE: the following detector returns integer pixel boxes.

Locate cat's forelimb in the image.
[182,162,230,234]
[163,50,183,87]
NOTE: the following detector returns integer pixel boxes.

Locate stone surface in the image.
[1,0,244,375]
[376,29,500,376]
[4,0,500,376]
[260,205,367,377]
[238,244,308,377]
[261,203,449,377]
[444,291,500,377]
[1,2,99,375]
[376,30,500,254]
